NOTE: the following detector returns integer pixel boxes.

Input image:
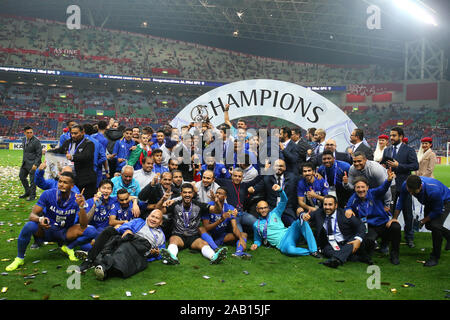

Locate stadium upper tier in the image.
[0,15,403,85]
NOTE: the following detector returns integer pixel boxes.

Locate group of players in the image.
[6,107,450,280]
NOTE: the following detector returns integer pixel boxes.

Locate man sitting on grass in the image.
[78,209,166,280]
[157,183,228,265]
[6,172,95,271]
[201,187,252,259]
[250,184,320,258]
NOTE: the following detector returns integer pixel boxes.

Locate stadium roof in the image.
[2,0,449,65]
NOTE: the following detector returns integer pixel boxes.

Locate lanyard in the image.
[357,199,371,219]
[68,137,86,156]
[232,183,242,209]
[148,227,165,246]
[324,163,337,186]
[56,189,72,208]
[257,218,268,240]
[182,203,193,228]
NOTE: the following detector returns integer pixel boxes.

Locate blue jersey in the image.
[396,176,450,220]
[113,138,135,171]
[346,179,392,227]
[34,169,80,193]
[203,202,236,239]
[297,177,329,207]
[152,164,169,175]
[85,196,118,229]
[92,132,108,150]
[201,164,231,179]
[36,189,80,228]
[110,200,147,222]
[59,131,71,147]
[317,160,350,187]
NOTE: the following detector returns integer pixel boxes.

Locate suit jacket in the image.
[50,137,97,186]
[315,151,352,166]
[308,208,366,249]
[353,142,374,161]
[417,149,437,178]
[383,143,419,188]
[280,140,301,174]
[295,139,313,165]
[253,171,299,218]
[21,136,42,170]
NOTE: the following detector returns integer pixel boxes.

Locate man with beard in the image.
[6,172,91,271]
[345,168,401,265]
[250,159,298,226]
[297,163,329,215]
[111,165,141,197]
[317,150,352,209]
[279,127,301,175]
[201,155,231,179]
[109,188,148,227]
[193,170,220,203]
[48,124,97,199]
[382,127,418,248]
[158,183,228,265]
[251,184,319,258]
[302,195,367,268]
[19,126,42,201]
[133,156,156,190]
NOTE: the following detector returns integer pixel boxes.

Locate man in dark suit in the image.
[279,127,301,175]
[348,128,373,161]
[302,195,368,268]
[315,139,352,166]
[19,126,42,201]
[382,126,419,248]
[48,124,97,199]
[250,159,299,227]
[291,128,314,167]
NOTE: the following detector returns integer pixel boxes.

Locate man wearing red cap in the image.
[417,137,437,178]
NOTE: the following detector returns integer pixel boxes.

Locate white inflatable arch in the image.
[170,79,357,152]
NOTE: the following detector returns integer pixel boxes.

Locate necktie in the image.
[392,146,397,159]
[277,176,281,189]
[316,144,321,155]
[326,215,333,235]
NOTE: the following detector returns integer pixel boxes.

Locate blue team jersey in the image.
[36,189,80,228]
[85,196,118,229]
[201,164,231,179]
[152,164,169,175]
[203,202,236,239]
[396,176,450,220]
[110,200,147,222]
[92,132,108,150]
[317,160,350,187]
[297,177,329,206]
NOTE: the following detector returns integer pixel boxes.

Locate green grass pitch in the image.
[0,150,448,300]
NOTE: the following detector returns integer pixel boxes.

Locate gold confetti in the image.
[390,288,397,293]
[1,287,7,293]
[148,290,156,294]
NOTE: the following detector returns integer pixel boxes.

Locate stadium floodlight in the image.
[393,0,438,26]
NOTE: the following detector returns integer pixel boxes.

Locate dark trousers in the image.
[19,166,36,197]
[391,185,414,241]
[87,226,119,261]
[322,241,369,264]
[365,222,401,256]
[77,181,97,200]
[425,201,450,259]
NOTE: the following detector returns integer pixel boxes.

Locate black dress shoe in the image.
[310,251,323,259]
[19,194,29,199]
[390,252,400,265]
[322,258,340,268]
[406,240,415,248]
[423,257,438,267]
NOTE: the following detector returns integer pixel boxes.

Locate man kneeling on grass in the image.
[156,183,228,265]
[250,184,320,258]
[78,209,166,280]
[6,172,94,271]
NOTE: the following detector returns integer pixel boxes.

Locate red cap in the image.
[402,137,408,143]
[421,137,432,143]
[378,134,389,140]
